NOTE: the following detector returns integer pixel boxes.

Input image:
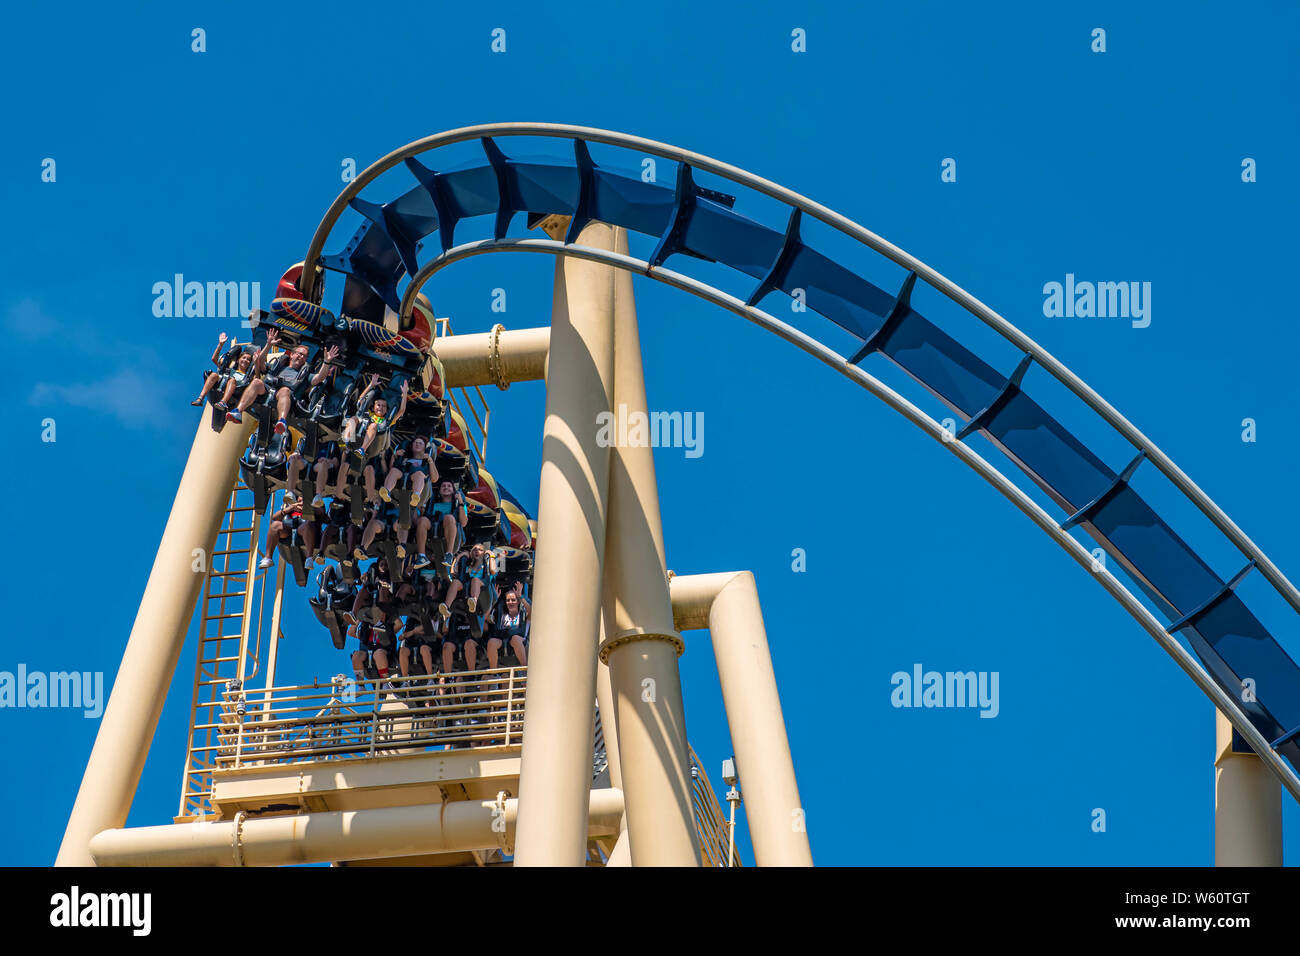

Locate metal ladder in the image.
[175,480,270,820]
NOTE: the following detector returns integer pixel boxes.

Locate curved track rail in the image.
[295,123,1300,801]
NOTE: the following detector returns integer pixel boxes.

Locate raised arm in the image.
[210,331,228,366]
[311,344,340,386]
[358,373,382,412]
[255,329,280,375]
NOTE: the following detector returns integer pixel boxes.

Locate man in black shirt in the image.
[226,329,336,431]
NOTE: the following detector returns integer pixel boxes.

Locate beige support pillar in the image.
[56,414,254,866]
[605,828,631,867]
[89,788,625,867]
[596,610,631,865]
[595,614,624,793]
[600,228,699,866]
[670,571,813,866]
[512,221,618,866]
[1214,709,1282,866]
[434,326,550,388]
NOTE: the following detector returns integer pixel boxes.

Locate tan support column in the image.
[670,572,813,866]
[595,614,624,793]
[1214,710,1282,866]
[56,414,253,865]
[512,221,618,866]
[600,228,699,866]
[596,611,629,865]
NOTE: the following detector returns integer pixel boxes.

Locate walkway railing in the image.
[204,667,528,769]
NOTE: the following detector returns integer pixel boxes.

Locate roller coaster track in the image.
[294,123,1300,802]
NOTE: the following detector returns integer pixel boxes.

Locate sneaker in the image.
[312,495,325,508]
[409,490,421,509]
[274,418,288,436]
[395,544,407,560]
[226,409,244,424]
[352,446,366,462]
[258,556,273,569]
[303,557,314,569]
[413,553,430,570]
[191,398,204,407]
[379,487,392,503]
[214,401,228,414]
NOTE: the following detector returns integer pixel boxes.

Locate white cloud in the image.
[4,298,61,341]
[30,367,185,431]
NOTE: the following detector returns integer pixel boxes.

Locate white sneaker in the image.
[258,556,273,569]
[303,557,315,569]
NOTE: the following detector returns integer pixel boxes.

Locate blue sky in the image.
[2,1,1298,865]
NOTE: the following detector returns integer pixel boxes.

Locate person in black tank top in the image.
[486,585,529,667]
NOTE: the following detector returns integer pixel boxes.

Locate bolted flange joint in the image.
[598,627,685,664]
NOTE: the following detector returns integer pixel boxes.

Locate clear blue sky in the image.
[2,1,1297,865]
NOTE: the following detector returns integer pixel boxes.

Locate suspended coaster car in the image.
[355,621,397,679]
[431,437,478,489]
[500,501,533,551]
[467,467,501,511]
[240,424,303,516]
[444,405,470,454]
[202,343,260,433]
[464,497,508,547]
[309,564,356,650]
[276,506,314,588]
[397,383,447,442]
[244,264,445,449]
[355,511,407,584]
[493,545,534,595]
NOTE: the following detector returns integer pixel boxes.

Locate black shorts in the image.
[358,624,395,653]
[402,632,435,653]
[489,629,527,651]
[442,621,477,650]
